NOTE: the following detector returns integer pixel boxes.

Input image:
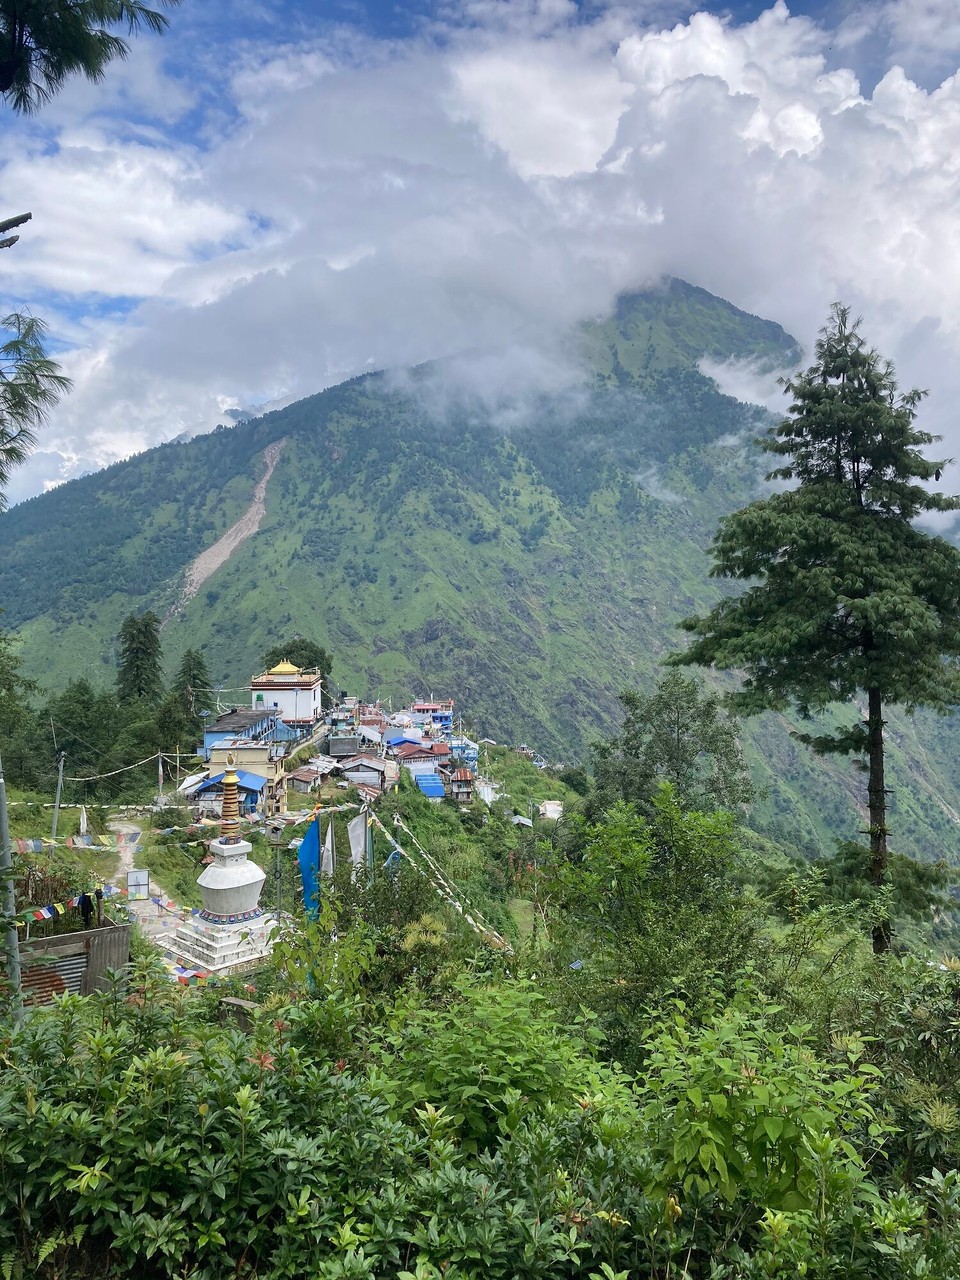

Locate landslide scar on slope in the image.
[176,438,286,611]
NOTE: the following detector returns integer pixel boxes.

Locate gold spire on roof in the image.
[220,753,241,842]
[268,660,301,675]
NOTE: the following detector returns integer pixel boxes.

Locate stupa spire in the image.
[220,755,241,843]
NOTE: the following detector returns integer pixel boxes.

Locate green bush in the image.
[1,960,959,1279]
[372,977,617,1152]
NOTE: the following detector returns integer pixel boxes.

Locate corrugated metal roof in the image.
[177,770,210,794]
[395,742,450,760]
[416,774,446,797]
[288,767,320,782]
[197,770,268,792]
[22,952,87,1005]
[209,709,275,732]
[452,768,474,781]
[341,755,387,772]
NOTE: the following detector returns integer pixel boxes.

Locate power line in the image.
[63,751,163,783]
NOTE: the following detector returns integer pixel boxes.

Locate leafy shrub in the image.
[1,960,959,1279]
[372,977,613,1152]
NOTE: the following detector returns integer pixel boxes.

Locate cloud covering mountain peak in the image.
[3,0,960,502]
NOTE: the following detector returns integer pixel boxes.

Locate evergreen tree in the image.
[0,625,33,736]
[172,648,212,719]
[0,626,37,784]
[155,691,196,754]
[591,670,755,820]
[116,611,163,705]
[676,304,960,952]
[0,311,70,510]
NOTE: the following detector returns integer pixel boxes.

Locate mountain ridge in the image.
[5,280,960,863]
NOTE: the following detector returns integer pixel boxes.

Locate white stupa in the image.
[167,758,277,975]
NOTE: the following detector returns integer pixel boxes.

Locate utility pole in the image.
[51,751,66,840]
[270,822,285,924]
[0,751,23,1025]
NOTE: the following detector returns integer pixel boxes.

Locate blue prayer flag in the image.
[297,816,322,919]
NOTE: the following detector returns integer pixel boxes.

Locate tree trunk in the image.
[867,686,891,953]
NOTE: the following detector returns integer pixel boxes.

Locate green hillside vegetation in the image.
[3,766,960,1279]
[2,281,960,871]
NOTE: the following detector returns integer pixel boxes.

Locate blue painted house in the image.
[200,708,295,761]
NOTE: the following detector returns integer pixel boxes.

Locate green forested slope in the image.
[3,280,960,862]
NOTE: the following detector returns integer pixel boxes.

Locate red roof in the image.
[452,768,474,782]
[394,741,450,760]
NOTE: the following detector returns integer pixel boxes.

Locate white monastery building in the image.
[250,661,324,733]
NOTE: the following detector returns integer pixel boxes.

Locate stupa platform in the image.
[166,910,278,976]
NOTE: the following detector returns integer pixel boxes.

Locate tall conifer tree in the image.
[677,304,960,952]
[172,648,212,717]
[116,611,163,705]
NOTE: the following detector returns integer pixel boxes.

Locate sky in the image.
[3,0,960,503]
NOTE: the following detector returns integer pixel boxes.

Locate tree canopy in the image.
[0,0,181,113]
[261,637,332,674]
[677,303,960,950]
[592,669,755,819]
[172,648,212,716]
[261,636,333,704]
[0,311,70,510]
[116,610,163,705]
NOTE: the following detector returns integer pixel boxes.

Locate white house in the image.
[250,661,324,734]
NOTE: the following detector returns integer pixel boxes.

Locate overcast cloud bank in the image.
[3,0,960,503]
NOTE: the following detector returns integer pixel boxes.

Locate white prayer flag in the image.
[348,812,367,881]
[321,816,336,877]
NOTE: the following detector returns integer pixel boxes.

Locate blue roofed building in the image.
[200,708,295,761]
[412,700,454,738]
[449,734,479,768]
[415,773,446,801]
[183,769,269,817]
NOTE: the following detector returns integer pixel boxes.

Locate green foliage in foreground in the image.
[2,956,960,1280]
[4,765,960,1278]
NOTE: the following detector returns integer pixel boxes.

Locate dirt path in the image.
[173,438,286,614]
[108,819,186,944]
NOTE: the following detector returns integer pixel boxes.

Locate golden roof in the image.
[268,660,302,675]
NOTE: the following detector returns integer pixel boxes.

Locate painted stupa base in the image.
[167,911,278,976]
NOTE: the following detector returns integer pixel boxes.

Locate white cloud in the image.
[5,0,960,499]
[839,0,960,85]
[698,356,786,413]
[2,131,248,298]
[450,39,633,177]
